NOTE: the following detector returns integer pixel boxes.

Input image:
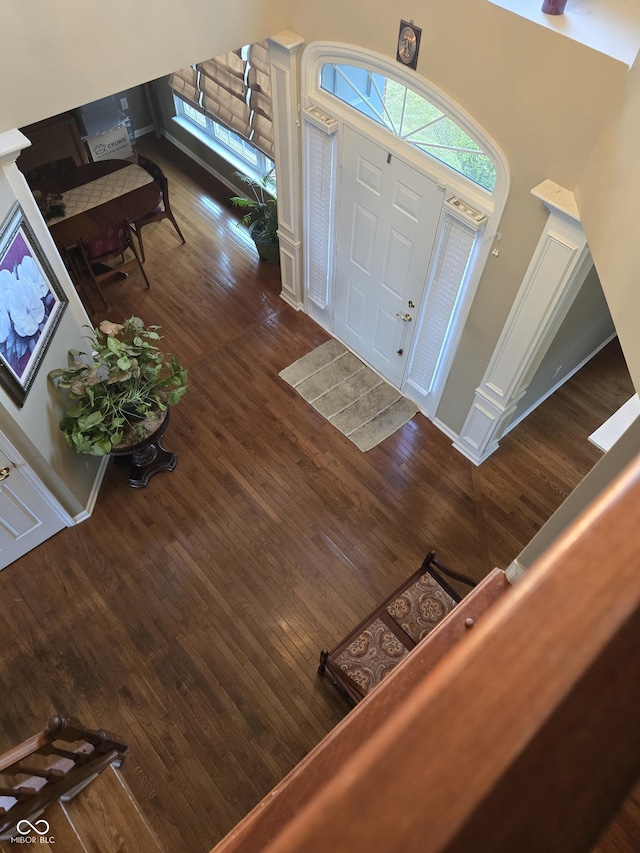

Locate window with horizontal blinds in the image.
[247,41,274,159]
[198,53,250,139]
[168,40,274,160]
[168,67,199,110]
[408,215,476,396]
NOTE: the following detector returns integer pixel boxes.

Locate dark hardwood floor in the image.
[0,136,634,852]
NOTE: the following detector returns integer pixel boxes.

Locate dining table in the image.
[32,158,161,251]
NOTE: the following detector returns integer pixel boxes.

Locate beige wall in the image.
[577,54,640,394]
[0,0,289,132]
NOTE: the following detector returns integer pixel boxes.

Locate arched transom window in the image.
[320,63,497,193]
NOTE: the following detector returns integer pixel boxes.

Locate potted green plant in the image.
[48,316,188,456]
[230,168,280,264]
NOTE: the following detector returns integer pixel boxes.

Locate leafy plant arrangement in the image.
[33,190,66,222]
[230,168,279,262]
[48,316,188,456]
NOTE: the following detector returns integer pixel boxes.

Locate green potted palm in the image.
[48,316,188,456]
[230,168,280,264]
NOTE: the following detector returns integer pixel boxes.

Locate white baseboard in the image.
[506,559,527,584]
[432,416,495,464]
[72,456,110,524]
[280,291,303,311]
[503,333,617,437]
[589,393,640,451]
[160,129,239,195]
[134,124,155,139]
[431,416,460,444]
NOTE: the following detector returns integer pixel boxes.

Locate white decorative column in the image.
[268,30,305,310]
[454,180,592,464]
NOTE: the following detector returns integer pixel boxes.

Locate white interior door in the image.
[334,125,444,386]
[0,446,66,570]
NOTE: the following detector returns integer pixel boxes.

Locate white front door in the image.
[0,446,66,571]
[334,125,444,386]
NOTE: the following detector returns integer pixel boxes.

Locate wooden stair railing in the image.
[0,714,127,840]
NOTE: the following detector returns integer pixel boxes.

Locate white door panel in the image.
[335,126,444,386]
[357,157,383,195]
[0,488,41,537]
[350,205,377,273]
[393,182,423,220]
[0,446,66,570]
[345,281,367,338]
[373,308,396,369]
[381,229,413,297]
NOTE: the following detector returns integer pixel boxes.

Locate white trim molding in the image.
[301,42,510,212]
[454,180,591,465]
[72,456,111,524]
[302,103,338,326]
[0,129,32,166]
[505,558,528,584]
[300,42,511,418]
[162,127,240,194]
[504,331,616,438]
[0,430,73,527]
[268,31,305,310]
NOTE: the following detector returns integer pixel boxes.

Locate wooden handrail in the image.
[0,715,127,839]
[0,715,125,775]
[0,733,51,775]
[212,450,640,853]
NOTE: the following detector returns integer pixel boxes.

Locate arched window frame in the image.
[302,42,510,219]
[320,64,497,194]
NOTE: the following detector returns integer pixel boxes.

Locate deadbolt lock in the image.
[408,300,415,308]
[397,348,404,356]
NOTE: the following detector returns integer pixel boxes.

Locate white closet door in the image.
[0,445,66,570]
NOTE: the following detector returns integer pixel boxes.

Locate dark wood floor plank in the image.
[0,136,634,852]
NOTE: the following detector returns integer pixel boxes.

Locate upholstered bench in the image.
[318,550,478,704]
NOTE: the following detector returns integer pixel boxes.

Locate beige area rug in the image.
[279,339,419,452]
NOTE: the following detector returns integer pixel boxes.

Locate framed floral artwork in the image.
[0,202,67,407]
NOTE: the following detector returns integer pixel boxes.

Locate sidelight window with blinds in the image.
[169,41,274,162]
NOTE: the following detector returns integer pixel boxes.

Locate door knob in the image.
[395,312,412,322]
[0,466,10,481]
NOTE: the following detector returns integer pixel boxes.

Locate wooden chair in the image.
[130,154,186,261]
[62,243,107,314]
[76,220,151,308]
[318,550,477,704]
